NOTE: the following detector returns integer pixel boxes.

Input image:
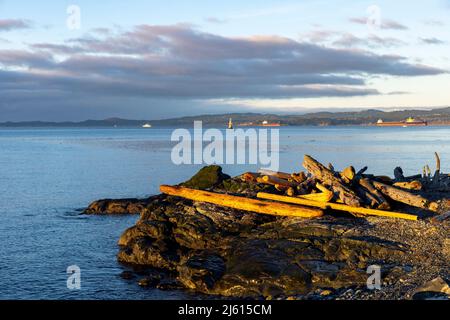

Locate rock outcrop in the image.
[85,166,450,299]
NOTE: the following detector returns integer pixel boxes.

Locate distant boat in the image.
[238,120,282,127]
[228,118,233,129]
[376,117,427,127]
[261,120,281,127]
[142,123,152,128]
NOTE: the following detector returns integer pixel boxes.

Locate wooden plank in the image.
[160,185,324,218]
[257,192,418,221]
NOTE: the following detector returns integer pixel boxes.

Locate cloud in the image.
[0,19,32,31]
[381,19,409,30]
[419,37,446,45]
[205,17,228,24]
[349,17,408,30]
[0,24,446,120]
[308,30,406,48]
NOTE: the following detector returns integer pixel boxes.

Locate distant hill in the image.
[1,107,450,127]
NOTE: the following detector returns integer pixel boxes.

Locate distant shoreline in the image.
[1,107,450,128]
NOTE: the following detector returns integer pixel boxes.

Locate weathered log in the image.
[297,187,334,203]
[356,166,368,176]
[394,167,405,181]
[258,169,292,181]
[303,155,363,207]
[257,192,418,221]
[160,185,324,218]
[291,172,307,184]
[328,163,335,172]
[296,177,317,195]
[393,180,422,191]
[286,187,295,197]
[355,185,385,209]
[275,184,289,192]
[241,172,260,183]
[358,178,391,210]
[261,175,297,187]
[340,166,356,184]
[372,181,439,212]
[431,211,450,223]
[433,152,441,186]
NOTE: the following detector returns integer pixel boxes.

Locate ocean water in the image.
[0,126,449,300]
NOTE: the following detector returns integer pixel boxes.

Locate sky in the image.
[1,0,450,121]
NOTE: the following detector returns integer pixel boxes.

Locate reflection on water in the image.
[0,126,449,299]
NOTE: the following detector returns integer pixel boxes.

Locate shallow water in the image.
[0,126,449,299]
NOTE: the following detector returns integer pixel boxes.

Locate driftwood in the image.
[303,155,363,207]
[393,181,422,191]
[431,211,450,223]
[297,184,334,202]
[291,172,307,184]
[372,181,439,212]
[257,175,297,188]
[258,169,292,181]
[340,166,356,184]
[257,192,418,221]
[356,166,368,176]
[358,178,391,210]
[241,172,260,183]
[433,152,441,187]
[296,177,318,195]
[160,185,324,218]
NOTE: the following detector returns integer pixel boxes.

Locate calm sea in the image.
[0,126,449,299]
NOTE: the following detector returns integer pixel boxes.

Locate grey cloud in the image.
[205,17,228,24]
[420,37,446,45]
[0,24,446,120]
[349,17,408,30]
[308,30,406,49]
[0,49,54,68]
[0,19,32,31]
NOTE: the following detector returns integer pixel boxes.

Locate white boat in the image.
[142,123,152,128]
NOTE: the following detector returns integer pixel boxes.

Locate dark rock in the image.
[120,271,136,280]
[182,165,230,190]
[118,237,180,271]
[115,192,408,298]
[84,198,152,215]
[156,279,184,291]
[138,276,160,287]
[84,166,448,299]
[177,252,226,292]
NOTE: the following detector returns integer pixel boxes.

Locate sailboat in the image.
[228,118,234,129]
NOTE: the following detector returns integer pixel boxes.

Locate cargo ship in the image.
[376,117,427,127]
[238,120,282,127]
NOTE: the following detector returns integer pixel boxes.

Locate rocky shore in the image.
[84,166,450,300]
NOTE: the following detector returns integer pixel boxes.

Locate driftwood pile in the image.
[161,154,449,221]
